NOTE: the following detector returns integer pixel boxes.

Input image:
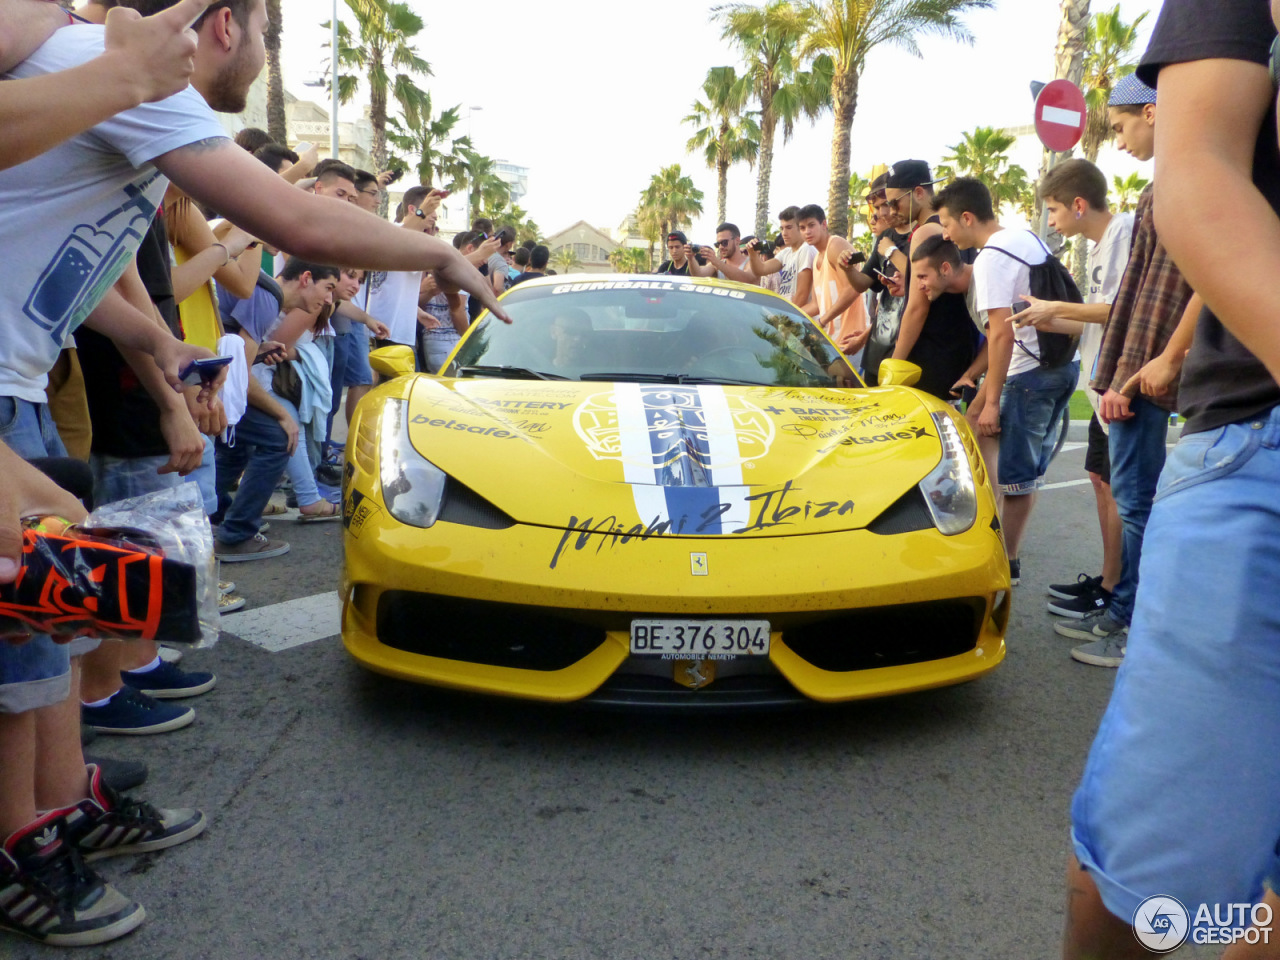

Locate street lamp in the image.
[330,0,339,160]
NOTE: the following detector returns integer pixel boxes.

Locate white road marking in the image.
[1042,478,1092,491]
[224,591,340,652]
[1058,442,1085,453]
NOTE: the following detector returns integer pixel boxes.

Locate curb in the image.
[1065,418,1182,443]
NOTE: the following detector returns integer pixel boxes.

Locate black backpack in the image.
[985,235,1082,369]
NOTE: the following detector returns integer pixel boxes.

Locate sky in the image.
[276,0,1162,240]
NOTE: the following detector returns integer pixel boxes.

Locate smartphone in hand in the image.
[178,355,233,386]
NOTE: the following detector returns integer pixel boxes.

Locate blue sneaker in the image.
[81,687,194,736]
[120,661,216,700]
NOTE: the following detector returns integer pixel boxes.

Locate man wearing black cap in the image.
[654,232,692,276]
[862,159,978,401]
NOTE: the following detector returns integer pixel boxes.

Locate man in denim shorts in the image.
[933,177,1078,585]
[1061,1,1280,955]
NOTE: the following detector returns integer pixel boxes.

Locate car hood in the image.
[404,377,943,537]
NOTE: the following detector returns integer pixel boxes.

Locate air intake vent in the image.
[867,486,933,536]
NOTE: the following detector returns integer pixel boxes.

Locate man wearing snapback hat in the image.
[875,159,979,401]
[654,232,693,276]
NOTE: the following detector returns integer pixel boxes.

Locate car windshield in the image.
[446,279,860,388]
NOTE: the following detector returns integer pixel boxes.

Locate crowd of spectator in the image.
[1,0,1278,954]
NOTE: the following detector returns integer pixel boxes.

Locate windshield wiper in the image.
[457,365,568,381]
[577,372,772,387]
[577,372,683,382]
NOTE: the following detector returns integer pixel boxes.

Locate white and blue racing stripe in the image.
[613,384,752,536]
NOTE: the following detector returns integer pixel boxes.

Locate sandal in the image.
[296,501,342,523]
[262,502,290,516]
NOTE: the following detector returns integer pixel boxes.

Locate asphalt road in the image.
[10,438,1197,960]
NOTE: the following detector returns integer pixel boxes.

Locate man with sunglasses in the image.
[858,160,978,401]
[690,222,756,283]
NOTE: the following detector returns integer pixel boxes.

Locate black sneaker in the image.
[1048,573,1103,601]
[1047,586,1112,619]
[82,755,148,793]
[62,764,206,863]
[1008,558,1021,586]
[0,812,144,946]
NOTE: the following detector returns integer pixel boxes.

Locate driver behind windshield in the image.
[550,308,595,368]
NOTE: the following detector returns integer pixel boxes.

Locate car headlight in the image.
[379,398,447,528]
[918,411,977,536]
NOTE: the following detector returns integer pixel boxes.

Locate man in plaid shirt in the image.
[1061,75,1199,667]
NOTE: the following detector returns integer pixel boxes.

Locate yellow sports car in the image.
[341,275,1009,707]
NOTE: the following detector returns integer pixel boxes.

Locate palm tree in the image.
[455,149,510,223]
[608,247,650,274]
[639,164,705,242]
[715,1,832,237]
[330,0,432,182]
[636,204,664,270]
[847,170,871,239]
[551,247,582,274]
[264,0,286,144]
[1111,171,1149,212]
[798,0,991,238]
[939,126,1031,215]
[684,66,760,226]
[1080,5,1149,162]
[386,94,472,188]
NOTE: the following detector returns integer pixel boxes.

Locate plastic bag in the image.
[0,484,219,648]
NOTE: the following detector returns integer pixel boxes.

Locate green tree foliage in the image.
[1080,5,1149,162]
[938,127,1031,216]
[684,66,760,226]
[715,1,831,236]
[1111,171,1149,213]
[328,0,432,197]
[385,94,471,189]
[639,164,706,242]
[798,0,991,237]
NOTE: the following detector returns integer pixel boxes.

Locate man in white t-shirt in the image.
[743,205,817,314]
[1013,160,1134,620]
[691,222,757,284]
[364,185,445,363]
[934,177,1080,586]
[0,1,509,945]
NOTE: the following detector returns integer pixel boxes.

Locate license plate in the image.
[630,619,770,659]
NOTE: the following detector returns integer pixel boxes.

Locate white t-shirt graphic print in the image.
[0,24,228,402]
[774,243,817,300]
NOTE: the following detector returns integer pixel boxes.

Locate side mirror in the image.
[368,345,416,380]
[878,359,922,388]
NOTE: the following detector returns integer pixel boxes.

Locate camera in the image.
[847,249,867,265]
[691,244,708,265]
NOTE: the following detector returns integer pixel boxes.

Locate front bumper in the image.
[341,507,1009,706]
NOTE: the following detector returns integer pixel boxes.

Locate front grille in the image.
[866,486,933,536]
[784,598,984,672]
[376,592,606,671]
[439,479,514,529]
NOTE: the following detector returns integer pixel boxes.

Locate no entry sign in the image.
[1034,79,1087,153]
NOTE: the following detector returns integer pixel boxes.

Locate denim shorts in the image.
[0,396,73,711]
[343,325,373,387]
[997,361,1078,495]
[1072,404,1280,922]
[91,434,216,515]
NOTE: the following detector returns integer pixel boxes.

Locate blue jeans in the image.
[997,361,1078,495]
[327,327,353,445]
[273,395,321,507]
[0,396,68,460]
[90,435,217,515]
[1105,397,1169,626]
[213,405,290,544]
[342,324,373,387]
[1072,404,1280,923]
[0,396,70,712]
